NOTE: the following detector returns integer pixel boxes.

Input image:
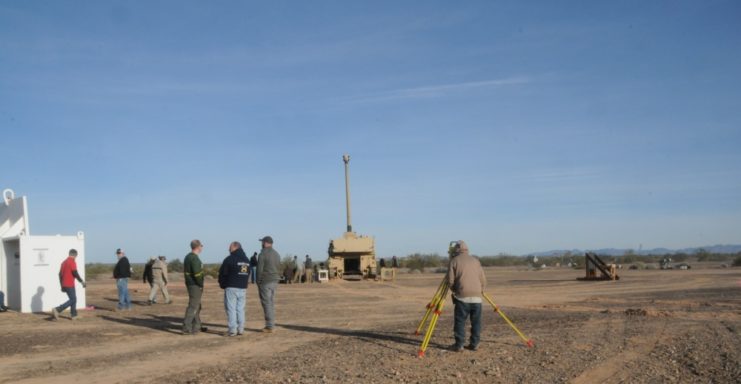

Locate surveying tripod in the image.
[414,275,534,358]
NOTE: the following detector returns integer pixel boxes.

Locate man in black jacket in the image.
[143,257,155,289]
[113,248,132,311]
[218,242,250,336]
[249,252,258,284]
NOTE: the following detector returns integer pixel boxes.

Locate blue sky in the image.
[2,1,740,263]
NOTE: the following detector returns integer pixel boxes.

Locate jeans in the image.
[258,281,277,329]
[224,287,246,335]
[183,285,203,333]
[57,287,78,317]
[116,278,131,309]
[453,298,482,348]
[250,267,256,284]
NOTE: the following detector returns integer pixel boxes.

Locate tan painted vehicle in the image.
[327,154,376,280]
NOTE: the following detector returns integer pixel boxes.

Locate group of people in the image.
[47,237,487,352]
[182,236,281,336]
[282,254,320,284]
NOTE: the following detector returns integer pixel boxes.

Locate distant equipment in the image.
[578,252,619,281]
[327,154,376,280]
[660,257,673,270]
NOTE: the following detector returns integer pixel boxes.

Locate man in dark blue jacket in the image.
[218,241,250,336]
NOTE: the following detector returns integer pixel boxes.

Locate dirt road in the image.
[1,267,739,383]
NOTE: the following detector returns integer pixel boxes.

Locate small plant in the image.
[85,263,114,279]
[168,258,183,272]
[403,253,444,273]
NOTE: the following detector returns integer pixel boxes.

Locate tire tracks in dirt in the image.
[570,315,670,384]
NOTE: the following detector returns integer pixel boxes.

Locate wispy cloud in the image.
[513,166,603,184]
[346,76,532,103]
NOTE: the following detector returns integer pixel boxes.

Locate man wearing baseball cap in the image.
[256,236,281,333]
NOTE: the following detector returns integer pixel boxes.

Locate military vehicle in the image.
[327,154,376,280]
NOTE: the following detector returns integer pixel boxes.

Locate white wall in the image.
[0,195,29,238]
[1,190,86,313]
[19,234,86,313]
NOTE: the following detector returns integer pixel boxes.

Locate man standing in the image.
[113,248,132,311]
[304,255,313,284]
[52,249,86,320]
[249,252,258,284]
[447,240,486,352]
[392,255,399,281]
[149,256,171,305]
[292,255,301,284]
[256,236,281,332]
[218,242,250,337]
[183,239,206,335]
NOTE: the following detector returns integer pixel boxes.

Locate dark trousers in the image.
[183,285,202,333]
[57,287,78,317]
[453,298,482,348]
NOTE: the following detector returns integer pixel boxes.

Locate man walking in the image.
[143,257,155,289]
[0,290,8,312]
[447,240,486,352]
[183,239,206,335]
[149,256,171,304]
[51,249,86,320]
[256,236,281,332]
[113,248,131,311]
[219,241,250,336]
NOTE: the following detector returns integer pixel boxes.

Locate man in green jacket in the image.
[183,239,206,335]
[257,236,281,332]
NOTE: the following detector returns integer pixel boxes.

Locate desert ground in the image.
[1,266,739,384]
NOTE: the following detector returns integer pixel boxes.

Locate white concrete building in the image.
[0,189,86,313]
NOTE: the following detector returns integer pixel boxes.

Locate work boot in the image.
[449,344,463,352]
[200,326,208,332]
[262,327,273,333]
[465,344,478,352]
[51,308,59,320]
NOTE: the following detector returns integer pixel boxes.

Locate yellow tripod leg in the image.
[415,278,448,335]
[418,285,448,358]
[483,293,534,348]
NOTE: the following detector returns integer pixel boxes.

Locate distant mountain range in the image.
[529,244,741,257]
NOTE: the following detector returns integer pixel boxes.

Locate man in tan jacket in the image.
[446,240,486,352]
[148,256,171,304]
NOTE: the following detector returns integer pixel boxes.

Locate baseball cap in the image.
[259,236,274,244]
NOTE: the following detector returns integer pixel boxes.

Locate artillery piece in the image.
[327,154,376,280]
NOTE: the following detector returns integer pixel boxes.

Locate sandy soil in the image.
[1,266,739,383]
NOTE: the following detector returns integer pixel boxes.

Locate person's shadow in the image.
[31,286,44,312]
[100,314,224,335]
